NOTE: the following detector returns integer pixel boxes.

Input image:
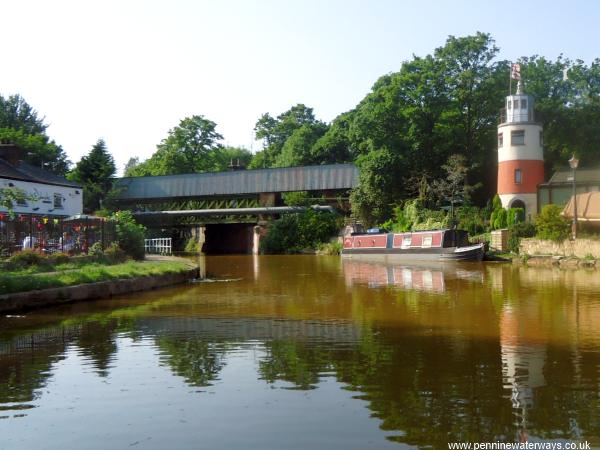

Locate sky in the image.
[2,0,600,175]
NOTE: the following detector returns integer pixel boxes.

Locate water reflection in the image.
[1,256,600,449]
[342,259,484,293]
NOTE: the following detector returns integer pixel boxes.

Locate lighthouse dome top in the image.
[500,80,537,125]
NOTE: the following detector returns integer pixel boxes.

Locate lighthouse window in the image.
[513,99,519,109]
[498,133,503,147]
[514,169,522,184]
[507,100,512,109]
[511,130,525,145]
[539,131,543,146]
[521,99,527,109]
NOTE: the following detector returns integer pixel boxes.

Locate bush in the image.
[457,206,485,235]
[89,242,104,257]
[48,252,70,265]
[508,221,536,253]
[111,211,146,260]
[506,207,525,227]
[490,208,508,230]
[536,204,570,242]
[103,243,127,263]
[9,249,44,268]
[184,237,200,253]
[261,210,342,254]
[317,240,342,255]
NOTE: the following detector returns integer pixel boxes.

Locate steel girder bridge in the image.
[113,164,359,226]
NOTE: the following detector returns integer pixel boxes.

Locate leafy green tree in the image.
[310,112,353,164]
[0,94,47,135]
[211,146,253,171]
[275,123,328,167]
[69,139,116,212]
[123,157,140,176]
[129,115,224,176]
[111,210,146,260]
[260,210,342,254]
[250,104,328,168]
[350,147,406,226]
[0,94,70,175]
[430,154,480,220]
[520,55,600,172]
[0,187,27,217]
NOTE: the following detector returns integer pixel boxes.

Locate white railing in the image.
[144,238,172,255]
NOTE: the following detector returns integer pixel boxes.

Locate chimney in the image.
[0,142,22,165]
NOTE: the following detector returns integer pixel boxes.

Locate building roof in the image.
[115,164,359,201]
[0,159,81,188]
[546,167,600,185]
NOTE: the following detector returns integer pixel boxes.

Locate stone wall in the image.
[520,238,600,258]
[0,267,198,314]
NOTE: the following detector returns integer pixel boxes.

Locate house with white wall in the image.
[0,143,82,217]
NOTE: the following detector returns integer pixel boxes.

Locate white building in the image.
[0,144,82,217]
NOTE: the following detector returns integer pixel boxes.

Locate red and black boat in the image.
[342,228,485,262]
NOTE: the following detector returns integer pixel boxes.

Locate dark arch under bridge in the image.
[113,164,359,254]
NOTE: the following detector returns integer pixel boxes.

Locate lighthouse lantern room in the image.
[497,77,544,219]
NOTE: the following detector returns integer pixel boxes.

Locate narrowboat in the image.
[341,228,485,262]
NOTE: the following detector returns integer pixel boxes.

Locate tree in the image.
[350,147,407,226]
[211,146,253,171]
[275,123,328,167]
[111,210,146,260]
[520,55,600,172]
[0,94,46,135]
[128,115,224,176]
[69,139,116,212]
[250,104,328,168]
[123,157,140,176]
[0,94,70,175]
[0,187,27,217]
[430,154,480,220]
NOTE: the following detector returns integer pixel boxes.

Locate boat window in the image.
[422,235,433,248]
[402,235,412,247]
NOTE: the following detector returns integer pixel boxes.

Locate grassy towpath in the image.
[0,255,196,296]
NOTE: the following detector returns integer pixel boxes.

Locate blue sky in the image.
[2,0,599,174]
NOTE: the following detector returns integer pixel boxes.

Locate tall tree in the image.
[0,94,70,175]
[128,115,223,176]
[69,139,116,212]
[123,157,140,176]
[250,104,328,168]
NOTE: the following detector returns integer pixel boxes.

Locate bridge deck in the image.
[115,164,359,202]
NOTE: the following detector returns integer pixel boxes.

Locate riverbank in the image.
[0,255,198,313]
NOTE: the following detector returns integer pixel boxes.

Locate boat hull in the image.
[341,230,485,262]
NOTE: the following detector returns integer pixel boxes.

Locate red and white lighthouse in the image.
[497,77,544,218]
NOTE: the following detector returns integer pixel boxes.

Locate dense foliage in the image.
[68,139,116,212]
[535,204,571,242]
[260,210,342,254]
[5,32,600,230]
[507,221,536,253]
[111,211,146,260]
[0,94,70,175]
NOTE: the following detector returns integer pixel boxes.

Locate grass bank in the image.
[0,260,193,295]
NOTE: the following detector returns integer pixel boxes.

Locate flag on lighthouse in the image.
[511,63,521,80]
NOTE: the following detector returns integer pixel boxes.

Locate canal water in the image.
[1,256,600,449]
